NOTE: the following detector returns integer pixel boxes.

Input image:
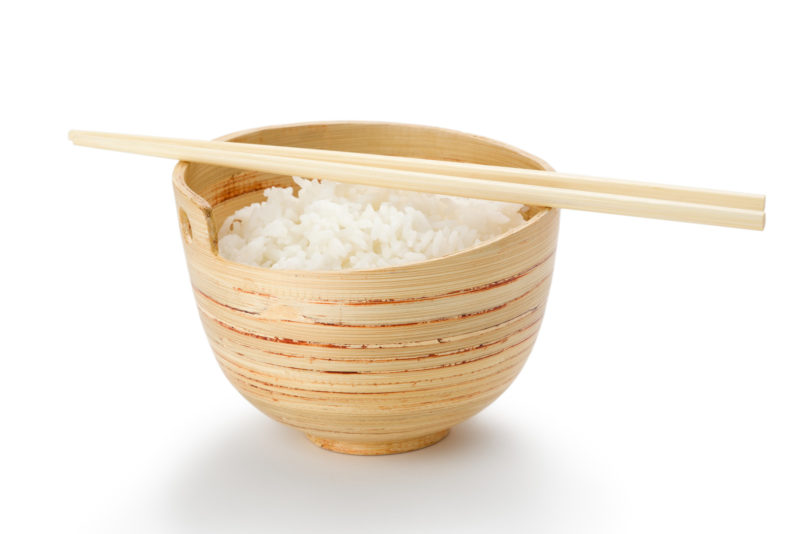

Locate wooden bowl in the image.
[172,122,559,455]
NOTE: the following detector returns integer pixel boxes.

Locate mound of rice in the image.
[218,177,527,270]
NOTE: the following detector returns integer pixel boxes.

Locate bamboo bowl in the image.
[172,122,560,455]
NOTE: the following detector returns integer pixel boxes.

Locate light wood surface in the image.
[70,130,765,230]
[170,121,560,454]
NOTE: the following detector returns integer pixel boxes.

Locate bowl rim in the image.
[173,120,556,276]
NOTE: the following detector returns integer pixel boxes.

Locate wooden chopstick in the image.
[68,130,766,230]
[70,130,764,211]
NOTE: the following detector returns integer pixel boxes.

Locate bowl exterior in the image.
[172,122,559,454]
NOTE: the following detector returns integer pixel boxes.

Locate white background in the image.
[2,1,798,532]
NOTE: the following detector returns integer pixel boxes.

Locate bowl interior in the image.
[179,122,554,268]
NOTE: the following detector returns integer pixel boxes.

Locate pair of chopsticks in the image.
[68,130,766,230]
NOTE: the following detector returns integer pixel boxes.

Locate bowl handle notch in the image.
[172,162,218,255]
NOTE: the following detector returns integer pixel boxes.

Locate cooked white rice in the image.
[218,177,527,270]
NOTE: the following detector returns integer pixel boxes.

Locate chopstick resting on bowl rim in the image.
[68,130,766,230]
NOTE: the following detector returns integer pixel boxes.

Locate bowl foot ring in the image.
[305,429,450,455]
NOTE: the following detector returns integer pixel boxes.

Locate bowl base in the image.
[305,429,450,455]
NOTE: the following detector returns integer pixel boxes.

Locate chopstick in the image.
[70,130,764,211]
[68,130,766,230]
